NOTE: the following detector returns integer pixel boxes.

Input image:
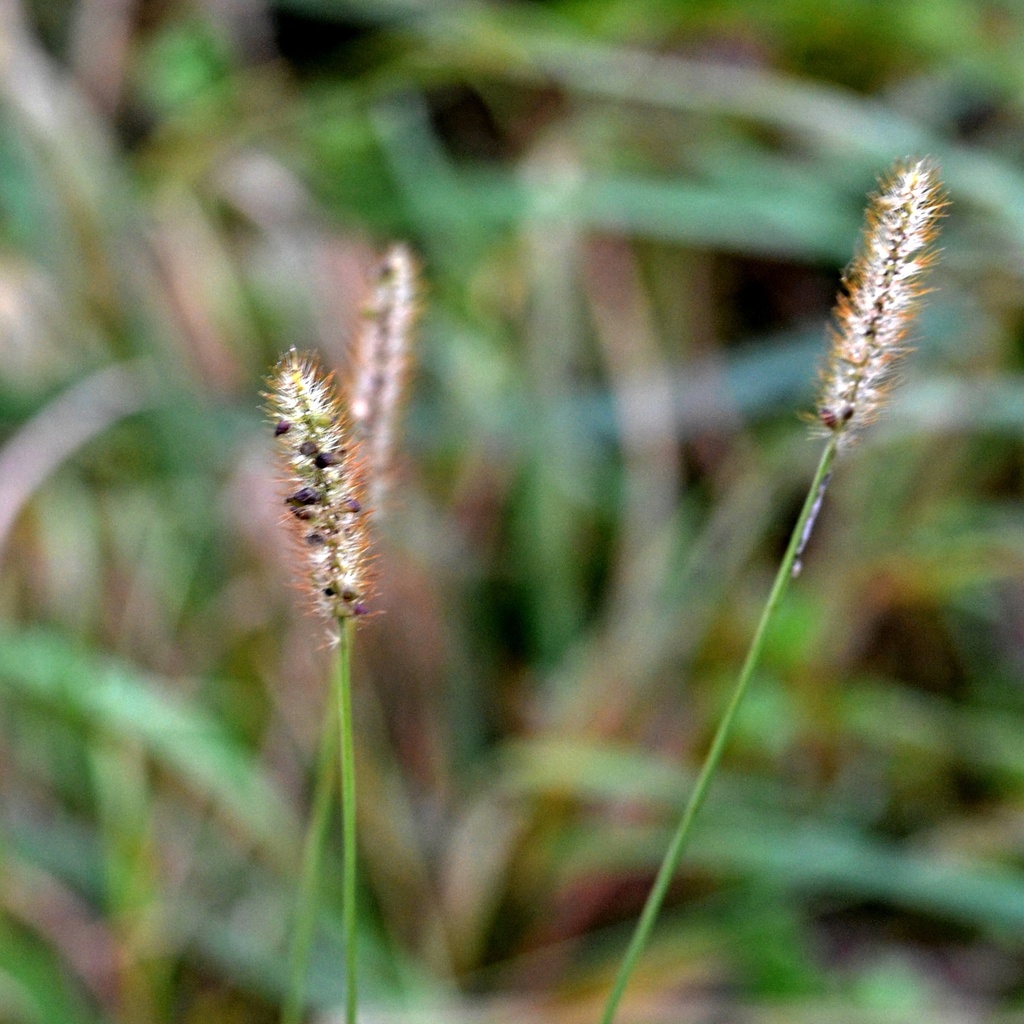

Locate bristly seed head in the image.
[349,244,419,511]
[816,158,946,446]
[266,349,370,623]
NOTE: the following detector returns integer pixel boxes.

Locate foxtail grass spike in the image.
[266,349,371,623]
[349,243,419,511]
[816,158,947,447]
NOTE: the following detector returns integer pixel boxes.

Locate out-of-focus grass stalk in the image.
[279,601,361,1024]
[274,620,361,1024]
[90,737,165,1024]
[282,689,339,1024]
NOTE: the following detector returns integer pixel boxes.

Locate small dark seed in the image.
[315,451,341,468]
[352,602,369,616]
[341,588,358,602]
[275,420,291,436]
[291,507,313,521]
[299,440,319,457]
[343,497,362,513]
[323,586,337,597]
[306,532,325,545]
[287,486,321,506]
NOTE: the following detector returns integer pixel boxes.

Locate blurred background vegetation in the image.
[2,0,1024,1021]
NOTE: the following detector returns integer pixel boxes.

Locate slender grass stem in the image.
[282,688,339,1024]
[598,434,839,1024]
[337,618,359,1024]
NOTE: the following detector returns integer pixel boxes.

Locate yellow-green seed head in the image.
[266,349,371,623]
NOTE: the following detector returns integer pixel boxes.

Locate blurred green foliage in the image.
[2,0,1024,1021]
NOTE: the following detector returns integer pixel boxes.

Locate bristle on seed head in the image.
[816,158,946,446]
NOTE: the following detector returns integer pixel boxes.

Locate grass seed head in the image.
[266,349,371,624]
[816,158,947,446]
[349,243,419,511]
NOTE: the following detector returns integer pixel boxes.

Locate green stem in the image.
[282,688,339,1024]
[598,435,839,1024]
[337,618,359,1024]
